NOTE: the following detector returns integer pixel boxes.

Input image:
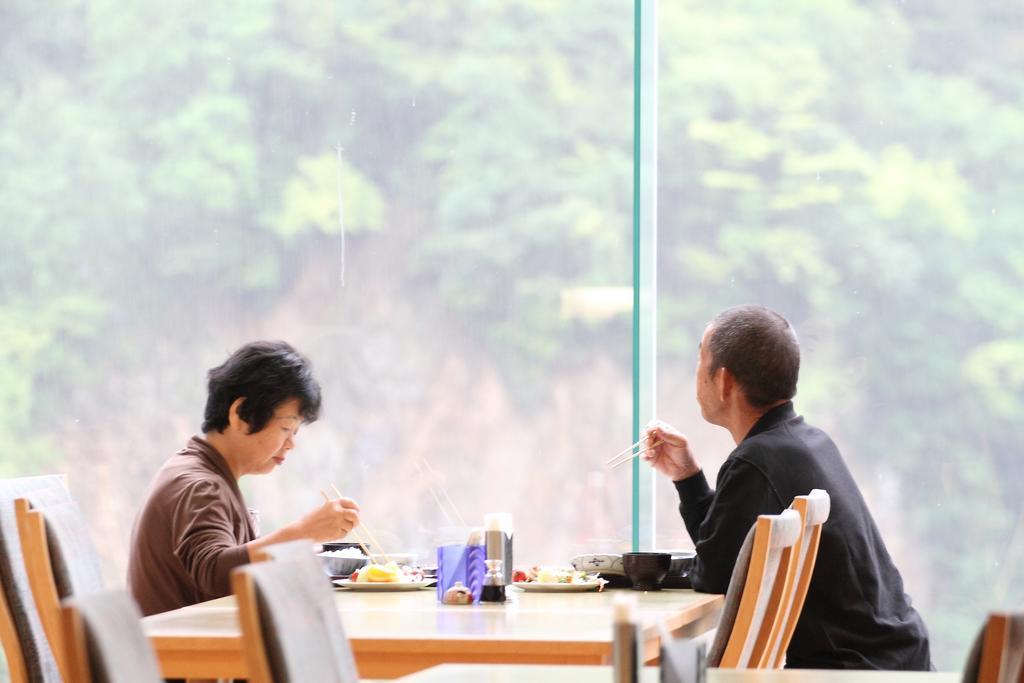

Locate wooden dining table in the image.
[395,665,960,682]
[141,586,723,679]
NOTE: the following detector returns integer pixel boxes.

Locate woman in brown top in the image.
[128,341,360,616]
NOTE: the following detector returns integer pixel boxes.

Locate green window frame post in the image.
[632,0,658,551]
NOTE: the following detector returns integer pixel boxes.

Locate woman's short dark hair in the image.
[202,341,322,434]
[706,305,800,408]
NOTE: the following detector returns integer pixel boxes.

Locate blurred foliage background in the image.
[1,0,1021,673]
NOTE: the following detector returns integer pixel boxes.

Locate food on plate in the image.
[363,563,401,583]
[349,561,424,584]
[517,565,601,585]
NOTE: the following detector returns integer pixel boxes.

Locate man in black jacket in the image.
[645,305,932,669]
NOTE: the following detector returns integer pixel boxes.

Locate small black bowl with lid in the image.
[622,552,672,591]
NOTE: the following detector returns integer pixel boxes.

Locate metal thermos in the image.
[484,513,513,584]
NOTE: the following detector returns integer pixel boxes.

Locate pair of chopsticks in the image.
[605,437,661,470]
[320,484,392,564]
[414,458,467,528]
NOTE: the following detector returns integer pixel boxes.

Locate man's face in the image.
[695,326,722,424]
[239,398,301,476]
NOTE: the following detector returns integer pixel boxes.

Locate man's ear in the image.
[718,367,734,403]
[228,397,250,434]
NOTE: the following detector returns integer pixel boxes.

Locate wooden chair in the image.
[231,541,359,683]
[706,508,802,669]
[765,489,831,668]
[14,492,105,682]
[962,612,1024,683]
[0,475,69,683]
[0,583,27,683]
[60,589,163,683]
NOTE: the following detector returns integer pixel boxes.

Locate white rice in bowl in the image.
[319,547,368,558]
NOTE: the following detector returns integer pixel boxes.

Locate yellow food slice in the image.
[364,563,401,582]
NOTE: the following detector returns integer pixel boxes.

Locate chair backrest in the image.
[765,489,831,668]
[962,612,1024,683]
[15,492,105,682]
[708,508,802,669]
[231,541,359,683]
[60,589,163,683]
[0,476,68,683]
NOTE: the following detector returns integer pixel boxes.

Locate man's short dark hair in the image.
[706,305,800,408]
[202,341,322,434]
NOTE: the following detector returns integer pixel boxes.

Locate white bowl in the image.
[570,553,625,576]
[318,552,370,577]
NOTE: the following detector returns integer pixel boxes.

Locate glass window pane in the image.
[656,0,1024,669]
[0,1,635,651]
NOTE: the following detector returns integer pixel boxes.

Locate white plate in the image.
[333,579,433,591]
[571,553,625,576]
[512,581,604,593]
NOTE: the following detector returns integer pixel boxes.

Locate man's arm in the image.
[679,458,783,594]
[674,469,716,542]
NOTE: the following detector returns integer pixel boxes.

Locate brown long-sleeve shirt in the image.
[128,436,255,616]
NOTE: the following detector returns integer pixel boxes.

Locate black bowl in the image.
[622,552,672,591]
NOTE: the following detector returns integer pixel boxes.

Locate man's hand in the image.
[296,497,361,543]
[643,419,701,481]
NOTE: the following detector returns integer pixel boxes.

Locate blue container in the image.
[465,544,485,601]
[437,543,486,603]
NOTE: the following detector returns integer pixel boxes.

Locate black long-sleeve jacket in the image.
[675,402,932,670]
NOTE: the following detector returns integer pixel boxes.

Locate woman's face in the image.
[239,398,301,476]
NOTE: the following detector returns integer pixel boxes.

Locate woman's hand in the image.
[297,497,361,542]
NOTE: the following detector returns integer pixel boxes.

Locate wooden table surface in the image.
[396,664,960,683]
[142,586,722,679]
